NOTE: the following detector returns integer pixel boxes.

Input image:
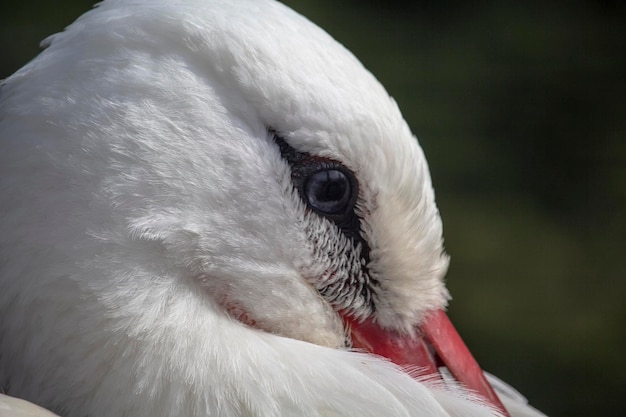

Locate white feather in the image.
[0,1,542,416]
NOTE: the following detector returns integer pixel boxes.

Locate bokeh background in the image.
[1,0,624,415]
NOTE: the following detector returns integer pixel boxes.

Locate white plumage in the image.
[0,1,546,416]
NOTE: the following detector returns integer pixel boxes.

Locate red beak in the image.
[347,309,510,416]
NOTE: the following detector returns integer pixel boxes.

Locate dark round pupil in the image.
[305,169,351,214]
[316,176,345,201]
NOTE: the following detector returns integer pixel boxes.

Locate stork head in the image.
[0,0,506,415]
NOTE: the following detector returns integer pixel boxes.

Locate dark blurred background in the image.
[1,0,624,415]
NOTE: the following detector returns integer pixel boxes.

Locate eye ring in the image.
[304,169,354,215]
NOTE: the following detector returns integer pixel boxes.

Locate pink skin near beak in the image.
[347,309,510,417]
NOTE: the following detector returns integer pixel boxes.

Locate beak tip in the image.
[347,309,510,417]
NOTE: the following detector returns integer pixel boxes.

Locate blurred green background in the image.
[1,0,624,415]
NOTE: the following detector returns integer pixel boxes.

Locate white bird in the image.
[0,1,547,416]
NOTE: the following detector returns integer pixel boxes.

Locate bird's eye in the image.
[305,169,352,215]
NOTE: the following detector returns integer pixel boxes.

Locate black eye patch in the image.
[272,131,378,313]
[272,133,363,244]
